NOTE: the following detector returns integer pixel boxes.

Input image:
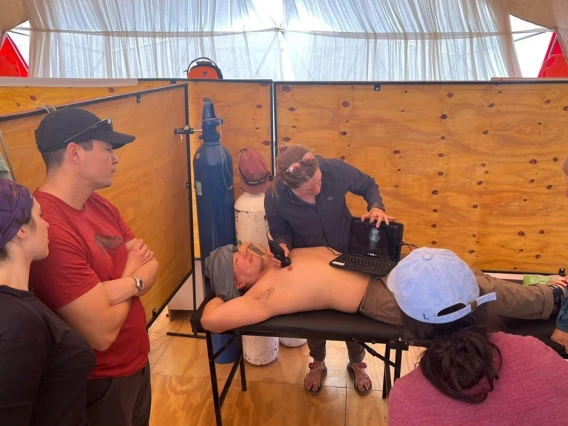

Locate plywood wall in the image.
[187,80,272,258]
[275,82,568,272]
[0,80,170,116]
[0,85,192,322]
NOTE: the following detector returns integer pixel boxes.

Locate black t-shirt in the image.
[0,285,95,426]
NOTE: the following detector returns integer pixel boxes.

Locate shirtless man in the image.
[202,242,567,392]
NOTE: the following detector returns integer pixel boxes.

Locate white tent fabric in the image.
[18,0,521,81]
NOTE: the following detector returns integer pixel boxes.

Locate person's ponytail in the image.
[401,306,502,404]
[419,328,501,403]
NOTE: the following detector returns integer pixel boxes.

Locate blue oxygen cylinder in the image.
[193,97,238,364]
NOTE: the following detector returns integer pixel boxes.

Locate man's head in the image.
[203,244,263,301]
[35,108,136,189]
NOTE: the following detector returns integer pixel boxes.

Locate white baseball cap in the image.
[387,247,496,324]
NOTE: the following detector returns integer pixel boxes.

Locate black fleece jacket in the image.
[264,156,385,253]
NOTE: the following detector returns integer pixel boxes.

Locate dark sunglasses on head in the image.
[58,118,113,149]
[285,152,316,176]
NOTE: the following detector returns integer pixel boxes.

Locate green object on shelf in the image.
[523,275,552,285]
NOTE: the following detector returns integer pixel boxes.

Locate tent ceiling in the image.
[0,1,562,35]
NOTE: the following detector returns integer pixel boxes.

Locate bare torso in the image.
[243,247,370,317]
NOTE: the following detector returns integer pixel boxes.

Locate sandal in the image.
[347,362,373,396]
[304,362,327,395]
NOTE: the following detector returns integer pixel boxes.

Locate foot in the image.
[547,279,568,315]
[347,361,372,395]
[551,328,568,353]
[304,361,327,395]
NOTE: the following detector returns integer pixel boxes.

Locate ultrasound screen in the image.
[348,219,400,261]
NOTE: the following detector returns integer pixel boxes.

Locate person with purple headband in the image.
[0,179,95,425]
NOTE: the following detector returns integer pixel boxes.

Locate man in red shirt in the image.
[29,107,159,426]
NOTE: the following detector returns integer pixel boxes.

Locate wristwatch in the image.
[133,276,144,295]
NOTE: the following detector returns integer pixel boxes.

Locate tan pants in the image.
[358,269,555,325]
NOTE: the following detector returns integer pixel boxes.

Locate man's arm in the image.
[101,259,159,305]
[102,239,160,305]
[58,284,131,352]
[30,227,133,352]
[201,295,273,334]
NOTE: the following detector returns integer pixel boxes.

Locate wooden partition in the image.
[0,84,192,323]
[275,82,568,272]
[186,80,273,258]
[0,80,170,115]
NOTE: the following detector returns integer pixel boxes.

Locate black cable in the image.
[401,242,418,252]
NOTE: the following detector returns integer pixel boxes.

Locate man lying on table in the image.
[201,242,568,388]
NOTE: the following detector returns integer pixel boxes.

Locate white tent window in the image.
[22,0,521,80]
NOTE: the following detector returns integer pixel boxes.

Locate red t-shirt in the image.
[29,191,149,379]
[388,332,568,426]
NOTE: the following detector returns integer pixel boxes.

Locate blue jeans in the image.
[557,296,568,332]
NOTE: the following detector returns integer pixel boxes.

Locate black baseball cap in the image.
[35,108,136,154]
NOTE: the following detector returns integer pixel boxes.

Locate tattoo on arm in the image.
[248,243,266,256]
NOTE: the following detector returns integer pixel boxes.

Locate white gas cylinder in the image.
[279,338,307,348]
[235,191,278,365]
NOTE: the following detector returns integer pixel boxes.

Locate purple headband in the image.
[0,179,33,248]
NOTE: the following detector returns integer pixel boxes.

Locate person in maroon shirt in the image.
[387,248,568,426]
[0,178,95,426]
[29,107,159,426]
